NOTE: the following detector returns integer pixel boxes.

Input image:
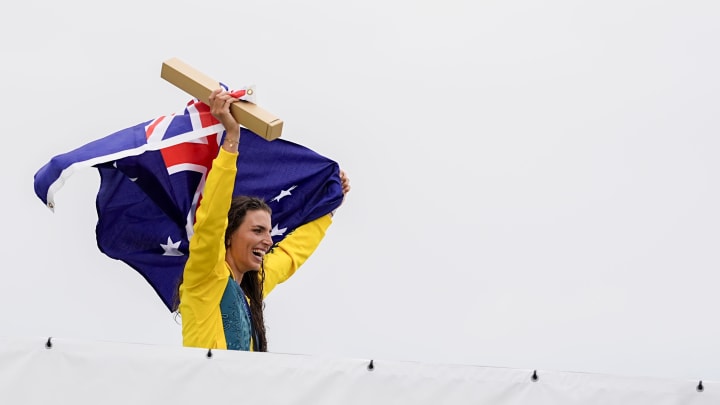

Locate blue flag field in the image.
[34,98,343,310]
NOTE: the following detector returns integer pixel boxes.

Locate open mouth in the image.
[252,249,265,259]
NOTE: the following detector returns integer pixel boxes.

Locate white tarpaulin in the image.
[0,336,716,404]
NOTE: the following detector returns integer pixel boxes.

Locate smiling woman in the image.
[225,199,274,275]
[176,89,351,352]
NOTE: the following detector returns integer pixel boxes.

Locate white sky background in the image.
[1,0,719,382]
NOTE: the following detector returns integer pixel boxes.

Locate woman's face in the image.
[227,209,273,272]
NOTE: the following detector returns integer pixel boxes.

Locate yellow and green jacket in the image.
[179,148,332,351]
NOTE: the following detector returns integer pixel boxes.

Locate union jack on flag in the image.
[34,93,344,310]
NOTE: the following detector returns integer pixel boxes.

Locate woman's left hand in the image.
[339,169,351,196]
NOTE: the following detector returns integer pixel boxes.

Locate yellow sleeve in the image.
[262,214,333,297]
[182,148,237,288]
[180,149,237,350]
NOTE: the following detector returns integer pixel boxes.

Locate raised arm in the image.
[181,89,241,287]
[263,168,351,296]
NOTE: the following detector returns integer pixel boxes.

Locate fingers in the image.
[208,89,239,117]
[339,169,351,195]
[208,88,222,103]
[209,89,240,134]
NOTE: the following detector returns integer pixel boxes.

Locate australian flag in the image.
[34,98,344,311]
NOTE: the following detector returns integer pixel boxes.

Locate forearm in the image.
[183,148,237,286]
[263,214,333,296]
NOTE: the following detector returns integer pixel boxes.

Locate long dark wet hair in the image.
[224,196,272,352]
[174,196,272,352]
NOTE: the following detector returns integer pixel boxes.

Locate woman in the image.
[178,89,351,351]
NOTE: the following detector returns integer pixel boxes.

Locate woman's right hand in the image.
[209,89,241,150]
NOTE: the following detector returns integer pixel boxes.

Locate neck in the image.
[226,260,246,284]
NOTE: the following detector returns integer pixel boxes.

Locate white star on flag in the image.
[160,236,183,256]
[270,185,298,202]
[271,223,287,237]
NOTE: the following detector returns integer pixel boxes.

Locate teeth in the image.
[252,249,265,258]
